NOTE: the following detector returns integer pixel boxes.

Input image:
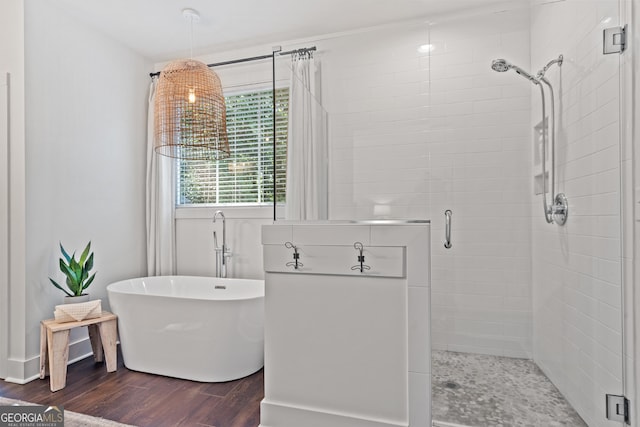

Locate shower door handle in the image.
[444,210,452,249]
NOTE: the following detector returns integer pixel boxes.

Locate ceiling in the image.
[53,0,521,62]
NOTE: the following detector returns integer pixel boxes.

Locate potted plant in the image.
[49,241,96,303]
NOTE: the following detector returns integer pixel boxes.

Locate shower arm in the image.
[537,55,563,80]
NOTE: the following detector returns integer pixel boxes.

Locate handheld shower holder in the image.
[537,54,563,80]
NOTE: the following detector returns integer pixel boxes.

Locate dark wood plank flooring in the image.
[0,347,263,427]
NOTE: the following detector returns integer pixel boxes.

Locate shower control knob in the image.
[551,193,568,225]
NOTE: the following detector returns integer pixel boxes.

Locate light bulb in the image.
[188,88,196,103]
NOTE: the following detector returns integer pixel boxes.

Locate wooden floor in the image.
[0,347,264,427]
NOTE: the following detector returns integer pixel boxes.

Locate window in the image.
[177,88,289,206]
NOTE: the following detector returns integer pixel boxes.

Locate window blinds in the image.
[177,88,289,205]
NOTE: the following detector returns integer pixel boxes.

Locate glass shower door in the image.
[427,9,541,425]
[428,1,626,426]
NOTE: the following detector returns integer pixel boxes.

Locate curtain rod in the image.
[149,46,316,78]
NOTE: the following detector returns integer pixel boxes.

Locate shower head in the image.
[491,58,539,84]
[491,58,510,72]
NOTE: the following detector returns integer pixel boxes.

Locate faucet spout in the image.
[213,210,225,222]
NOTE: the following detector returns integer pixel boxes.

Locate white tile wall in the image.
[429,11,533,357]
[531,1,624,426]
[319,22,431,220]
[317,9,534,358]
[175,207,273,279]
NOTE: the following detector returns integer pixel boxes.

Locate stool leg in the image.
[88,324,104,363]
[47,329,70,392]
[98,319,117,372]
[39,323,48,379]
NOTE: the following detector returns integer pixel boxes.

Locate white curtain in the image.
[146,79,176,275]
[285,54,328,220]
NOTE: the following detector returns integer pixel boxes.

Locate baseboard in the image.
[260,399,408,427]
[3,337,94,384]
[4,358,32,384]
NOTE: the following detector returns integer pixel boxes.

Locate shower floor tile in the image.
[431,350,588,427]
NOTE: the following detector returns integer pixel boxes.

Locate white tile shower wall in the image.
[415,11,533,357]
[318,9,533,357]
[531,1,623,426]
[316,22,430,221]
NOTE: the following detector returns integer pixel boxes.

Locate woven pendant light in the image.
[154,59,230,160]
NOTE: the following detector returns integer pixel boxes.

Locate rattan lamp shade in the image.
[154,59,230,160]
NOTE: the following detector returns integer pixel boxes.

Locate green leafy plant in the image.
[49,241,96,297]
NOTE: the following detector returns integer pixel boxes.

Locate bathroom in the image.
[0,0,638,426]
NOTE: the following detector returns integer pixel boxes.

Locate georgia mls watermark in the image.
[0,405,64,427]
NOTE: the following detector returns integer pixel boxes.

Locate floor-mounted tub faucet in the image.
[213,210,231,278]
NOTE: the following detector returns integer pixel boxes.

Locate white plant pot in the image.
[63,294,90,304]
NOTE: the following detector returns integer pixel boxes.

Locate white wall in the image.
[0,63,7,381]
[0,0,27,382]
[530,1,624,426]
[17,1,150,379]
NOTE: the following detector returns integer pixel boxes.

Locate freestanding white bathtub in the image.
[106,276,264,382]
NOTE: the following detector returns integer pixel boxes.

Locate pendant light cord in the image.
[189,15,194,59]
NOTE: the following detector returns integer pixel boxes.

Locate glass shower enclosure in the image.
[276,0,628,425]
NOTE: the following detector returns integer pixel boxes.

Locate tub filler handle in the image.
[213,231,232,278]
[285,242,303,269]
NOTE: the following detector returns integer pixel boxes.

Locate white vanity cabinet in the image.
[260,222,431,427]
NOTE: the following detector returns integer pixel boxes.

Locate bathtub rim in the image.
[106,275,265,302]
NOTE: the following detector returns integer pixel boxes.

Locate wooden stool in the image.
[39,311,118,392]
